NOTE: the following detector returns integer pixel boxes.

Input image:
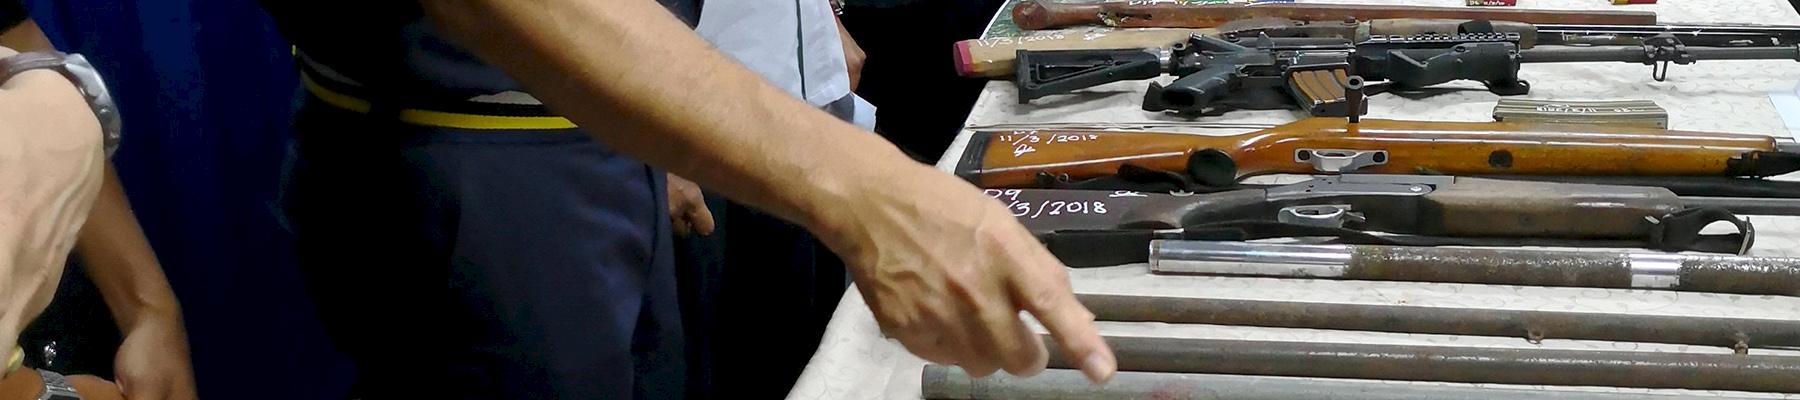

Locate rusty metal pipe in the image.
[923,366,1774,400]
[1078,293,1800,349]
[1150,241,1800,295]
[1043,335,1800,393]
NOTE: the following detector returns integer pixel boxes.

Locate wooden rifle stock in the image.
[1011,0,1657,31]
[955,118,1799,188]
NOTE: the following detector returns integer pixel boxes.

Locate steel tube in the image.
[1078,293,1800,349]
[1520,45,1800,63]
[1149,241,1800,295]
[1683,196,1800,216]
[923,366,1775,400]
[1043,335,1800,393]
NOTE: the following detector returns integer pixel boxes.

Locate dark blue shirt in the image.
[258,0,700,102]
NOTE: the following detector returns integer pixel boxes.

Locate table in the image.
[788,1,1800,398]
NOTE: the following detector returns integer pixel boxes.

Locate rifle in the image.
[1016,33,1800,114]
[1011,0,1657,31]
[1152,241,1800,295]
[955,119,1800,189]
[958,18,1534,78]
[960,19,1800,78]
[983,175,1800,266]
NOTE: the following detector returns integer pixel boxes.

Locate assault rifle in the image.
[1010,0,1657,31]
[954,118,1800,189]
[981,175,1800,266]
[1016,32,1800,115]
[959,18,1800,78]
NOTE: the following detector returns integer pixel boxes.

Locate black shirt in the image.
[1,0,27,34]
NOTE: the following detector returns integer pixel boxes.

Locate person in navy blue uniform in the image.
[259,0,1119,398]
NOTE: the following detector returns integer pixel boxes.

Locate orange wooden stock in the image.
[1011,0,1658,31]
[965,118,1781,188]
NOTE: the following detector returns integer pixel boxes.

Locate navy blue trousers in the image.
[281,99,685,399]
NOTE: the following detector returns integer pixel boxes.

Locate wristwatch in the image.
[34,369,82,400]
[0,51,122,157]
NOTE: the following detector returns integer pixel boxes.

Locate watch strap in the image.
[0,52,70,83]
[33,369,82,400]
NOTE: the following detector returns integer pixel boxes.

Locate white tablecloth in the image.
[787,1,1800,398]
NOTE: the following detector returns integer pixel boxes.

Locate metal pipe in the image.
[1149,241,1800,295]
[1536,23,1800,47]
[1685,196,1800,216]
[1077,293,1800,349]
[923,366,1776,400]
[1042,335,1800,393]
[1519,45,1800,63]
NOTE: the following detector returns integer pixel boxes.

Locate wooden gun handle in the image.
[1013,0,1106,31]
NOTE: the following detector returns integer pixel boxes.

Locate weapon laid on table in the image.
[955,119,1800,189]
[1017,33,1800,114]
[960,18,1800,78]
[992,175,1800,266]
[924,367,1777,400]
[1079,293,1800,350]
[1010,0,1658,31]
[1040,335,1800,393]
[1151,241,1800,296]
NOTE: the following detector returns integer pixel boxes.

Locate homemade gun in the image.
[1152,241,1800,296]
[1010,0,1658,30]
[1017,32,1800,115]
[955,118,1800,188]
[986,175,1800,266]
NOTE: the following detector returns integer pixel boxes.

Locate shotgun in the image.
[987,175,1800,265]
[1076,293,1800,350]
[955,119,1800,189]
[924,367,1776,400]
[1151,241,1800,296]
[1038,335,1800,393]
[1011,0,1657,30]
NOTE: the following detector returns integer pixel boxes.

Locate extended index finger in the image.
[1007,232,1115,384]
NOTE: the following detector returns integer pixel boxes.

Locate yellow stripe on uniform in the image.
[300,74,578,131]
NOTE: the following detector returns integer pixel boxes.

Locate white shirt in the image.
[696,0,877,129]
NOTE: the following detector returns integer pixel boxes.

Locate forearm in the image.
[75,164,183,332]
[0,46,105,354]
[420,0,919,236]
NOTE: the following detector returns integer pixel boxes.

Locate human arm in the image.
[419,0,1114,381]
[836,17,864,90]
[71,165,196,400]
[2,20,196,399]
[0,43,106,372]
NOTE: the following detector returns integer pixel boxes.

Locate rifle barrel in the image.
[1683,196,1800,216]
[924,367,1777,400]
[1536,23,1800,47]
[1079,293,1800,349]
[1149,241,1800,295]
[1043,335,1800,393]
[1520,44,1800,63]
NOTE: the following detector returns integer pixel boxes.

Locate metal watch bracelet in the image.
[0,51,123,157]
[33,369,80,400]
